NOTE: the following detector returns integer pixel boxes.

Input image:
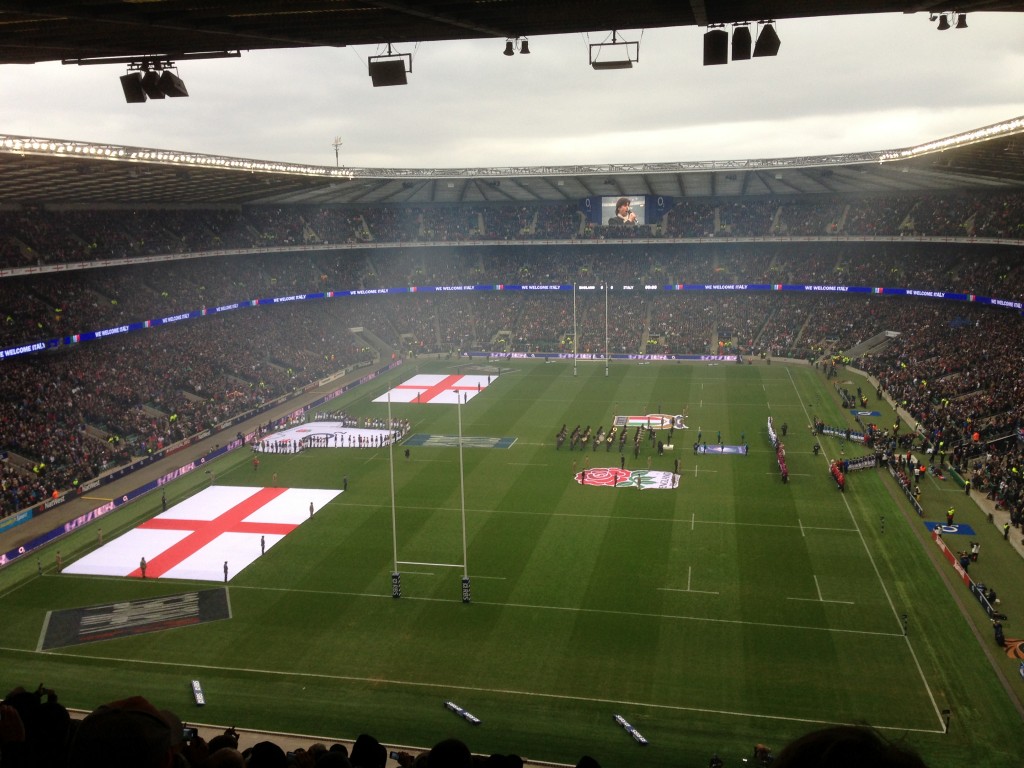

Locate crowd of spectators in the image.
[6,191,1024,270]
[0,684,927,768]
[856,304,1024,533]
[3,198,1024,519]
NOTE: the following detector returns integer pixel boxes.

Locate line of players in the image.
[556,424,674,458]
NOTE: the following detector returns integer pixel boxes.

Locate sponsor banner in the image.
[850,410,882,417]
[77,478,102,494]
[577,467,679,490]
[924,522,977,536]
[696,444,748,455]
[39,588,230,650]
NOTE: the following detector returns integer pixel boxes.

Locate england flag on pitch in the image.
[374,373,494,404]
[63,486,341,582]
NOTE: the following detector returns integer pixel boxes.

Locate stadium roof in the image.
[3,2,1024,206]
[3,118,1024,206]
[3,2,1024,67]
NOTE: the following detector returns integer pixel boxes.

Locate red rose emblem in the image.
[578,467,631,486]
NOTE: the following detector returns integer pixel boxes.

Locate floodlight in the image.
[937,13,951,30]
[752,22,781,57]
[120,72,147,103]
[503,39,514,56]
[956,13,968,28]
[732,25,752,61]
[519,38,530,54]
[589,31,639,70]
[703,28,728,66]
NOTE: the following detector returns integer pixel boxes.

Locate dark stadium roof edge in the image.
[3,116,1024,206]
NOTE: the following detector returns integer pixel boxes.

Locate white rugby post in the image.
[604,281,609,377]
[572,282,578,377]
[458,395,471,603]
[388,390,401,598]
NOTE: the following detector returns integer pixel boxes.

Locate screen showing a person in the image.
[602,196,645,225]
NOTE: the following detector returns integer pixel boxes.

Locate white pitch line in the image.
[784,366,947,731]
[787,596,856,605]
[397,561,464,569]
[7,644,941,735]
[798,518,805,538]
[38,580,909,641]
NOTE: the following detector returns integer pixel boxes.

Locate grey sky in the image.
[2,12,1023,169]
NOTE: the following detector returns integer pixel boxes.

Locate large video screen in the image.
[601,195,646,226]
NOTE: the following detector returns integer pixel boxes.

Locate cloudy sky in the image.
[2,11,1024,170]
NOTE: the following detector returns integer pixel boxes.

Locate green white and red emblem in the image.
[576,467,679,489]
[614,413,688,430]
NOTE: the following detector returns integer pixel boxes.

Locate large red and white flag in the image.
[63,486,341,582]
[373,373,494,405]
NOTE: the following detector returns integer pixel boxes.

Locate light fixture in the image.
[956,13,968,28]
[752,21,781,57]
[703,26,729,66]
[159,70,189,97]
[590,30,639,70]
[119,59,188,103]
[937,13,951,30]
[63,50,236,101]
[140,70,165,99]
[503,37,530,56]
[368,43,411,86]
[731,24,752,61]
[119,72,147,103]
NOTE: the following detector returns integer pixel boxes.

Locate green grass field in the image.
[2,359,1022,767]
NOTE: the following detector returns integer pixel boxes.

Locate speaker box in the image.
[120,72,147,103]
[753,24,781,57]
[731,26,752,61]
[368,59,407,87]
[703,29,729,66]
[140,70,166,99]
[158,70,189,97]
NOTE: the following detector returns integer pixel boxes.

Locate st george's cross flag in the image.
[63,486,341,582]
[373,373,494,405]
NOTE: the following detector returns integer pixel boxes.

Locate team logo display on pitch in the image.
[576,468,679,489]
[614,414,688,430]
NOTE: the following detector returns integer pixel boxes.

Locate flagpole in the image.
[388,391,400,598]
[458,395,470,603]
[573,282,578,377]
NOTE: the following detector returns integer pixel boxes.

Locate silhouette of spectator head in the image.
[427,738,473,768]
[773,725,928,768]
[67,696,175,768]
[247,740,288,768]
[350,733,387,768]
